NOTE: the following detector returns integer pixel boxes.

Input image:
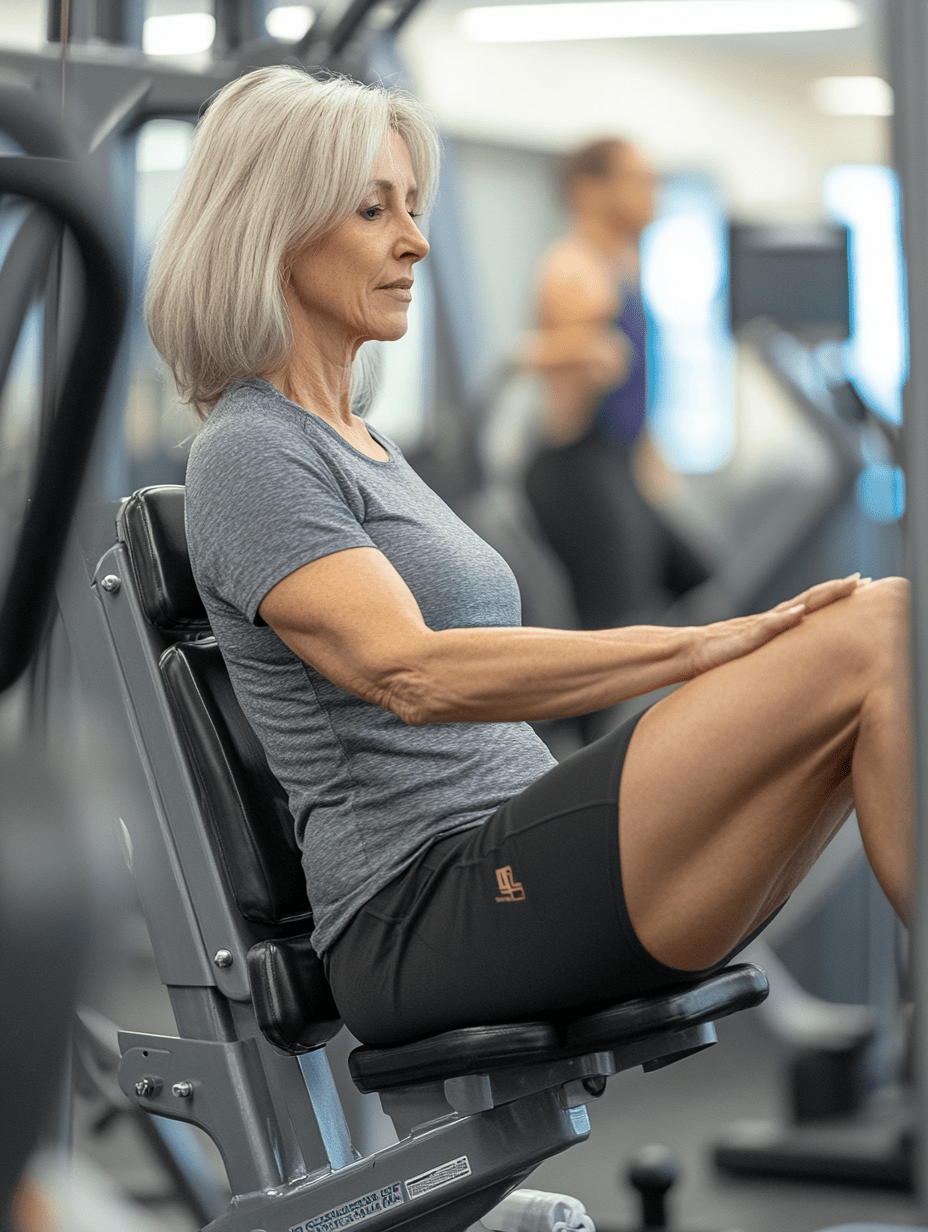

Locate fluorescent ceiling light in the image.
[459,0,860,43]
[143,12,216,56]
[266,5,316,39]
[813,76,893,116]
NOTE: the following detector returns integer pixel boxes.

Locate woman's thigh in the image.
[326,710,776,1045]
[618,580,899,970]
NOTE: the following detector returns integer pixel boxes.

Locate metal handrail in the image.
[0,207,62,396]
[0,156,127,694]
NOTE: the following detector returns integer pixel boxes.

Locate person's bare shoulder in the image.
[536,236,617,325]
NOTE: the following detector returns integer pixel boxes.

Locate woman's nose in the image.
[399,236,426,263]
[400,221,429,262]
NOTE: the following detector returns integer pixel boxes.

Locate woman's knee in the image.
[850,576,909,661]
[863,574,910,612]
[810,575,909,672]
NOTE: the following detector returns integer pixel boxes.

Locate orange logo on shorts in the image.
[495,865,525,902]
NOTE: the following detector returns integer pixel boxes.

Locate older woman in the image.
[148,67,912,1048]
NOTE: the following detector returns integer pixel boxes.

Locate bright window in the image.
[824,165,907,425]
[641,175,735,473]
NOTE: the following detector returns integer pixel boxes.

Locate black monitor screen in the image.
[729,222,850,340]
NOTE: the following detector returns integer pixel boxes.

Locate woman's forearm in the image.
[377,624,695,724]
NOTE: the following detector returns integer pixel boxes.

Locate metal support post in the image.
[888,0,928,1218]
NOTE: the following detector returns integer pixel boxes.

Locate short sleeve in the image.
[186,408,374,625]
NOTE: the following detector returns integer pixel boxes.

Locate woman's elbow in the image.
[377,668,453,726]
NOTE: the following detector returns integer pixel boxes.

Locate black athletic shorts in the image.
[325,708,776,1046]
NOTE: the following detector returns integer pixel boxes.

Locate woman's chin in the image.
[373,318,411,343]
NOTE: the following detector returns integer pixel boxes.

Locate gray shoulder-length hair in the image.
[146,66,440,419]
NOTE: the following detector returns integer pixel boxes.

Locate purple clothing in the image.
[596,288,647,447]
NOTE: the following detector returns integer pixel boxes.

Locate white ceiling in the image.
[0,0,886,59]
[397,0,889,217]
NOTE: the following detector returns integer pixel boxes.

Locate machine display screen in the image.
[728,222,850,340]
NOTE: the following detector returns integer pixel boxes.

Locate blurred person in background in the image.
[524,138,709,630]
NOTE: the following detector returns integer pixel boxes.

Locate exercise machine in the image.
[51,479,766,1232]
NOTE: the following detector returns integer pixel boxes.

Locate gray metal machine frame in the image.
[890,1,928,1220]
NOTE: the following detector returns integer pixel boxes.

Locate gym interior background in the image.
[0,0,924,1230]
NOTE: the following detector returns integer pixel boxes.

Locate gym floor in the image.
[71,917,922,1232]
[528,1010,921,1232]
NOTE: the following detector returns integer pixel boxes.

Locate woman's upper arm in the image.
[536,245,617,334]
[527,248,625,376]
[258,545,433,713]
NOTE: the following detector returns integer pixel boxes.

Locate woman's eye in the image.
[362,205,381,219]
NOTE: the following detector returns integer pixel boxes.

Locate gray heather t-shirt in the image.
[185,378,557,954]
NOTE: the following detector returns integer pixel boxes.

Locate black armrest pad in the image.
[349,1022,559,1093]
[559,963,769,1052]
[247,935,342,1054]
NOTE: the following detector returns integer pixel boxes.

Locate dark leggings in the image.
[325,709,780,1046]
[525,428,709,630]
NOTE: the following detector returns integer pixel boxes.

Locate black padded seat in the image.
[348,1022,561,1092]
[558,963,768,1052]
[348,964,768,1092]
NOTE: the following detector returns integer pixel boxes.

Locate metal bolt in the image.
[172,1081,194,1099]
[213,948,233,968]
[135,1077,161,1098]
[100,574,121,593]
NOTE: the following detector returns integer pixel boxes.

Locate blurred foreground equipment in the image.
[0,89,127,1224]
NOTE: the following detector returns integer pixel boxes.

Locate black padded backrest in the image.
[118,485,310,928]
[161,638,313,928]
[119,486,208,631]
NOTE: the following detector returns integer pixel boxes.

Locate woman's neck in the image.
[262,333,388,462]
[271,308,353,415]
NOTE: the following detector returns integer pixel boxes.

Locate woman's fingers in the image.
[773,574,862,615]
[694,574,873,677]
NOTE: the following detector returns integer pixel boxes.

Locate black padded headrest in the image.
[118,486,208,631]
[160,637,313,928]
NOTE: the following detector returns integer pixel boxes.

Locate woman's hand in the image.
[689,574,867,677]
[773,575,870,616]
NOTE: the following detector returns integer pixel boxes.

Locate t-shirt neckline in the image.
[246,377,396,467]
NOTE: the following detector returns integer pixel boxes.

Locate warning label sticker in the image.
[288,1183,404,1232]
[404,1155,471,1201]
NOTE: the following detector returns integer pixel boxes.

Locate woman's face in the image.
[286,130,429,352]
